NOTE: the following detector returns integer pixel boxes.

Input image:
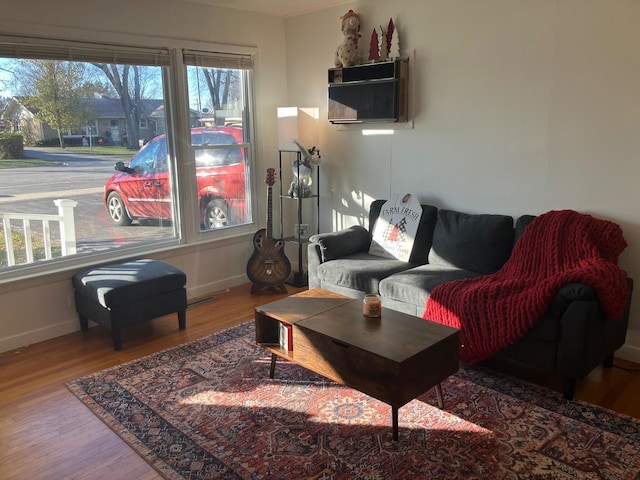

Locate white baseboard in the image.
[0,317,79,353]
[616,328,640,364]
[186,274,248,299]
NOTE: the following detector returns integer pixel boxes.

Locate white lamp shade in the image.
[277,107,319,151]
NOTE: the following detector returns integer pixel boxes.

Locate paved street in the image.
[0,147,174,253]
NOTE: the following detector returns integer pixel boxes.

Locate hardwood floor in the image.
[1,283,639,479]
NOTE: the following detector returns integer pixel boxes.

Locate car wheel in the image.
[203,198,230,229]
[107,191,133,226]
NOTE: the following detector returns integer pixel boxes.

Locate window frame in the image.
[0,33,258,283]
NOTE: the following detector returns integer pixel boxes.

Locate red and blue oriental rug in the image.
[66,321,640,479]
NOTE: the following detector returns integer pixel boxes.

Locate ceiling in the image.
[181,0,352,17]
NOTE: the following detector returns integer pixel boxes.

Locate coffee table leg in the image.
[392,406,399,441]
[269,353,277,379]
[435,383,444,409]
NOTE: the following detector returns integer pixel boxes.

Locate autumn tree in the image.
[12,60,100,148]
[91,64,159,149]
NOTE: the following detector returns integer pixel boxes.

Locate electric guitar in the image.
[247,168,291,291]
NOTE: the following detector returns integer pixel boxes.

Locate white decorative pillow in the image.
[368,194,422,261]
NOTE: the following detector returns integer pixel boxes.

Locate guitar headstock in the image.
[265,168,275,187]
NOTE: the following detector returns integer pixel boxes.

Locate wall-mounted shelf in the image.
[328,59,409,124]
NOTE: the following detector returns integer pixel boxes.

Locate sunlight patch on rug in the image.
[67,321,640,479]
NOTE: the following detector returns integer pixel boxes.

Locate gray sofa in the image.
[308,200,634,399]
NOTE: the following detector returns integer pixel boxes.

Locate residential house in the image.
[0,97,58,144]
[1,96,166,145]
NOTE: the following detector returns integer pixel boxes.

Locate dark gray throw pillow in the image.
[428,209,514,274]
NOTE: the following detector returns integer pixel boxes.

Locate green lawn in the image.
[0,145,134,168]
[68,145,135,156]
[0,159,57,168]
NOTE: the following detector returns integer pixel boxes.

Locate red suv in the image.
[104,126,246,229]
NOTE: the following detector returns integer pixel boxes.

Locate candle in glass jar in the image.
[363,294,382,317]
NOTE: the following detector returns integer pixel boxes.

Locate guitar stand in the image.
[250,282,288,295]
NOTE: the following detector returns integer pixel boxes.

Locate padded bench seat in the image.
[72,259,187,350]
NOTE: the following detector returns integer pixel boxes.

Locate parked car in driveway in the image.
[104,126,246,229]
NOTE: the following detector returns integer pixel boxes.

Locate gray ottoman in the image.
[72,259,187,350]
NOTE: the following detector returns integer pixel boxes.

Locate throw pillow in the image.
[369,193,422,261]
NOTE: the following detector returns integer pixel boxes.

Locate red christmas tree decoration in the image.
[386,18,395,54]
[388,223,399,242]
[369,28,380,62]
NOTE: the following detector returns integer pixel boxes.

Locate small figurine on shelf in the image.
[378,25,389,62]
[335,9,362,67]
[368,28,380,62]
[386,18,395,55]
[388,18,401,59]
[287,140,321,198]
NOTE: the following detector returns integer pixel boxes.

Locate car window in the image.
[192,131,237,146]
[196,149,242,167]
[153,137,168,172]
[194,131,242,167]
[129,138,163,174]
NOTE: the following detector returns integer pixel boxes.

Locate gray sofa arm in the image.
[307,226,371,289]
[309,225,371,262]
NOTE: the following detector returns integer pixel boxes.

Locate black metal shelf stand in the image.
[278,150,320,287]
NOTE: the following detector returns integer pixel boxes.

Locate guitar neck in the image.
[266,185,273,239]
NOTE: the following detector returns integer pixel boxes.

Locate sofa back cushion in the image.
[428,209,514,274]
[369,199,438,264]
[515,214,536,244]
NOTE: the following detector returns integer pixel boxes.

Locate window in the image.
[183,53,252,232]
[0,35,255,277]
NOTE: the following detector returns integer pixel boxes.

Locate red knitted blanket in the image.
[422,210,629,364]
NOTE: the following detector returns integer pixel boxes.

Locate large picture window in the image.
[0,36,255,277]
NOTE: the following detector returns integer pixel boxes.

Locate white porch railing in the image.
[1,199,78,266]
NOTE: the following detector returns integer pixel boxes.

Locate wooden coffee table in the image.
[254,289,459,440]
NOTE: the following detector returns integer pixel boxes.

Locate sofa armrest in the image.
[308,226,371,262]
[549,283,596,318]
[307,226,371,290]
[556,277,633,378]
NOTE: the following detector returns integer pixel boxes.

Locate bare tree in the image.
[0,96,9,113]
[91,64,159,149]
[199,68,241,119]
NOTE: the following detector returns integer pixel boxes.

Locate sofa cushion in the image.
[379,264,483,310]
[515,214,536,244]
[369,199,439,264]
[315,252,415,294]
[428,209,514,274]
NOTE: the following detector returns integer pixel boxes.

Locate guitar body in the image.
[247,168,291,293]
[246,228,291,287]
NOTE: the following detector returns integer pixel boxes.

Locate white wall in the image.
[0,0,290,352]
[284,0,640,362]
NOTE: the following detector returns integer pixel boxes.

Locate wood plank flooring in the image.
[1,283,639,479]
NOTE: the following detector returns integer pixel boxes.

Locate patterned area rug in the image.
[66,321,640,479]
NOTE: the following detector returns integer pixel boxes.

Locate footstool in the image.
[72,259,187,350]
